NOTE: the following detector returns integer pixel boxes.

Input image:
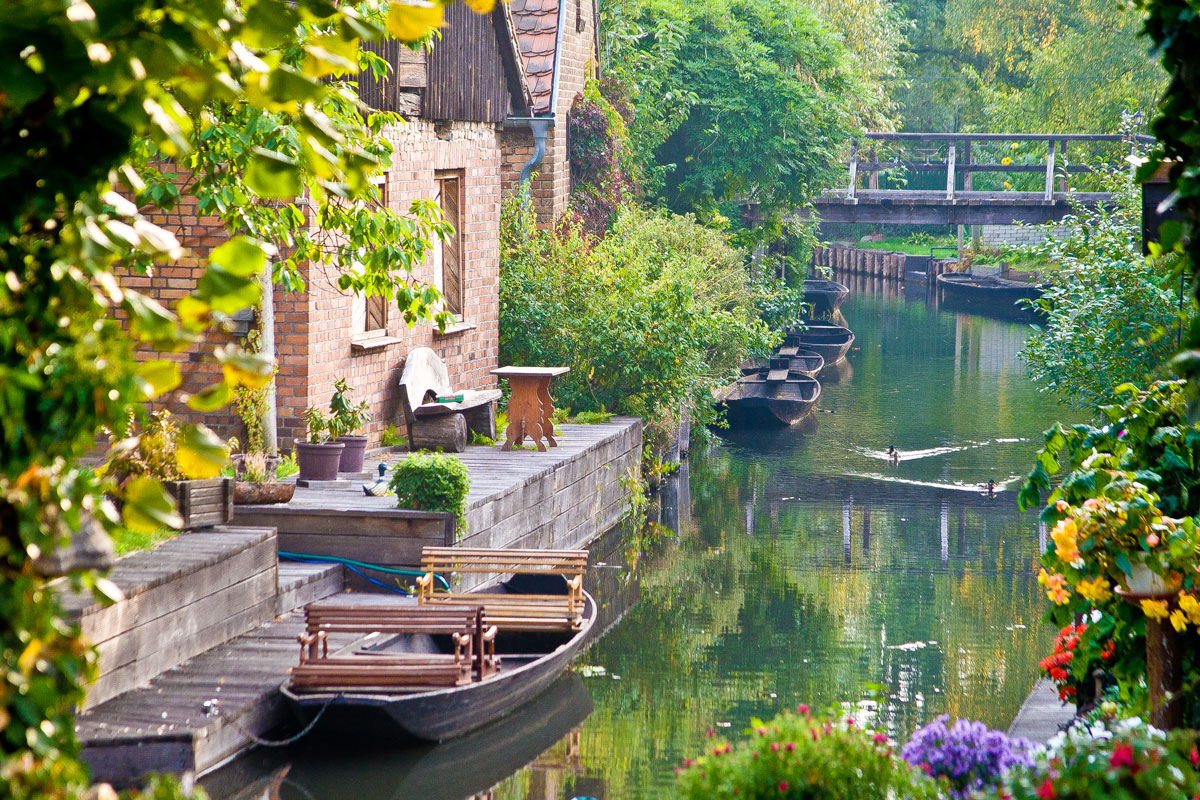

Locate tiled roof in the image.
[510,0,559,115]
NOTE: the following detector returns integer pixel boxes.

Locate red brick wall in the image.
[500,0,599,226]
[133,119,503,451]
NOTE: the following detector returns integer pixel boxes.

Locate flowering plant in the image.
[1002,719,1200,800]
[900,716,1035,799]
[677,706,940,800]
[1038,623,1114,703]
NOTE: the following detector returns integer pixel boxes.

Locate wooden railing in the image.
[845,132,1154,202]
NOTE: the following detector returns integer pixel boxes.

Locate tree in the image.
[0,0,456,795]
[600,0,886,243]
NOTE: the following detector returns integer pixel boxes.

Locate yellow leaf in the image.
[216,345,274,389]
[122,476,183,532]
[387,0,444,43]
[176,424,229,479]
[177,296,211,331]
[463,0,496,12]
[18,640,41,674]
[136,359,182,400]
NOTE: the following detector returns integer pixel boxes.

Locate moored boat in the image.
[716,372,821,427]
[788,321,855,365]
[803,279,850,317]
[935,272,1044,305]
[740,348,824,378]
[282,580,597,742]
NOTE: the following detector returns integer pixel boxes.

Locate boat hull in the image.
[282,593,597,742]
[802,279,850,317]
[717,377,821,427]
[936,273,1044,305]
[740,350,824,378]
[789,323,855,365]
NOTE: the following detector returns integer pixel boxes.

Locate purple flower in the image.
[901,716,1036,799]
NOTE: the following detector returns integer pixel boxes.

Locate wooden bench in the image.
[290,602,498,691]
[399,347,502,453]
[416,547,588,632]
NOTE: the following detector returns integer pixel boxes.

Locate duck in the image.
[886,445,900,466]
[981,479,996,498]
[362,462,390,497]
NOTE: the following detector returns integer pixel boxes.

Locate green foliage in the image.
[105,410,186,482]
[567,79,638,237]
[600,0,877,244]
[500,196,777,436]
[389,452,471,536]
[1021,164,1189,410]
[328,378,370,436]
[676,708,940,800]
[276,451,300,479]
[1004,721,1200,800]
[111,527,178,557]
[381,425,406,448]
[302,407,335,444]
[468,430,496,446]
[572,411,615,425]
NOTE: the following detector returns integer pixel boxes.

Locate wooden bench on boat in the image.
[399,347,502,453]
[291,602,498,691]
[416,547,588,632]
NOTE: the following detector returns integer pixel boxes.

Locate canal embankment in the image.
[71,418,641,785]
[1008,679,1076,742]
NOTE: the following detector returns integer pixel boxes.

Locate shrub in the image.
[390,452,471,536]
[500,198,777,443]
[676,708,940,800]
[900,716,1035,799]
[1004,720,1200,800]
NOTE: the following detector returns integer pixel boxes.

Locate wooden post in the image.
[848,141,858,199]
[1058,140,1068,192]
[1044,139,1056,202]
[868,149,879,190]
[963,139,972,192]
[1146,616,1184,729]
[946,143,956,201]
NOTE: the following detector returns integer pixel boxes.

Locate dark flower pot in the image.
[295,441,345,482]
[338,435,368,473]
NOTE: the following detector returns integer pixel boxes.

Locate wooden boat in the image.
[740,348,824,378]
[788,321,855,365]
[936,272,1044,305]
[716,368,821,427]
[282,582,598,742]
[803,279,850,317]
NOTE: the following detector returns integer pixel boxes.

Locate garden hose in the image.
[277,551,451,591]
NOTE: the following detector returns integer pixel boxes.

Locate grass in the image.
[854,235,958,255]
[111,526,178,556]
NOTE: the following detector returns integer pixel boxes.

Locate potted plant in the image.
[329,377,371,473]
[232,448,296,505]
[105,410,234,530]
[294,406,345,482]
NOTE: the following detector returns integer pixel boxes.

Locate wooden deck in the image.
[233,419,643,590]
[77,561,346,785]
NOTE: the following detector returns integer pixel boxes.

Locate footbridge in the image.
[812,132,1153,225]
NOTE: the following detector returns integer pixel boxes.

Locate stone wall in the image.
[977,224,1069,249]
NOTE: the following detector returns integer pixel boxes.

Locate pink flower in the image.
[873,733,888,743]
[1111,743,1135,769]
[757,727,768,736]
[1190,747,1198,768]
[810,729,818,741]
[797,704,809,714]
[707,728,715,737]
[1147,533,1161,547]
[683,758,692,767]
[785,742,795,752]
[846,717,856,726]
[920,763,932,774]
[724,743,733,754]
[753,752,760,760]
[778,782,788,793]
[770,742,780,752]
[1036,780,1056,800]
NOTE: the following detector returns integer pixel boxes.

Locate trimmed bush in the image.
[390,452,471,537]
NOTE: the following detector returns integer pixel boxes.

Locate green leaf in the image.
[136,360,182,400]
[187,381,232,412]
[122,476,183,533]
[124,291,179,345]
[210,237,269,278]
[243,0,300,49]
[246,149,303,198]
[176,424,229,479]
[196,265,259,314]
[1115,551,1133,578]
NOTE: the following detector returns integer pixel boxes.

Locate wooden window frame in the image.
[353,173,391,343]
[435,171,464,319]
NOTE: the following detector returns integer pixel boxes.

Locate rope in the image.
[217,696,335,748]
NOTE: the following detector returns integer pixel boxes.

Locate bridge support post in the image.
[946,144,956,201]
[1044,140,1056,201]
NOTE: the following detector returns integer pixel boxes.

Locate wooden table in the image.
[491,366,570,451]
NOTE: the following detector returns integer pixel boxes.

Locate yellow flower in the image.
[1039,568,1071,605]
[1178,593,1200,625]
[1001,157,1012,165]
[1170,609,1188,632]
[1076,575,1112,603]
[1140,599,1170,621]
[1051,519,1082,566]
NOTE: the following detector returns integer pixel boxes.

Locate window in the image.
[352,173,390,339]
[435,173,463,317]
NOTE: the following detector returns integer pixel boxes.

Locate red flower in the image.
[797,704,810,714]
[1036,780,1056,800]
[1190,747,1199,768]
[846,717,856,726]
[778,782,788,793]
[771,742,780,752]
[1111,743,1135,769]
[785,742,795,752]
[920,763,932,774]
[873,733,888,743]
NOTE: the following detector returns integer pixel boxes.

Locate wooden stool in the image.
[491,366,570,451]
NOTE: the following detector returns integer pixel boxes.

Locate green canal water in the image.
[205,277,1076,800]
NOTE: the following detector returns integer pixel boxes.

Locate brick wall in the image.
[500,0,598,226]
[978,224,1069,249]
[133,119,503,451]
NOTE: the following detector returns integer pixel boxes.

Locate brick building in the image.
[137,1,597,449]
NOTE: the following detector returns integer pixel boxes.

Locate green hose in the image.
[278,551,451,591]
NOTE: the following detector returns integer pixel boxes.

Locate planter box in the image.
[163,478,234,530]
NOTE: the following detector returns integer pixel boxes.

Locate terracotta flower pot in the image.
[338,434,368,473]
[295,441,345,482]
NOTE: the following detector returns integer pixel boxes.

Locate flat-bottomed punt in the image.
[935,272,1044,305]
[283,548,596,742]
[803,279,850,317]
[716,371,822,428]
[741,348,824,378]
[789,321,855,365]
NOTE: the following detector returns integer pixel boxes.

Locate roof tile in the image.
[510,0,560,113]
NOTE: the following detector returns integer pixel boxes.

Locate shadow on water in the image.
[206,275,1075,800]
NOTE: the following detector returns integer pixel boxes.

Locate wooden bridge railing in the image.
[844,132,1154,202]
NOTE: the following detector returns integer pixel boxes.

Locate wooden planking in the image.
[356,40,427,113]
[423,4,512,122]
